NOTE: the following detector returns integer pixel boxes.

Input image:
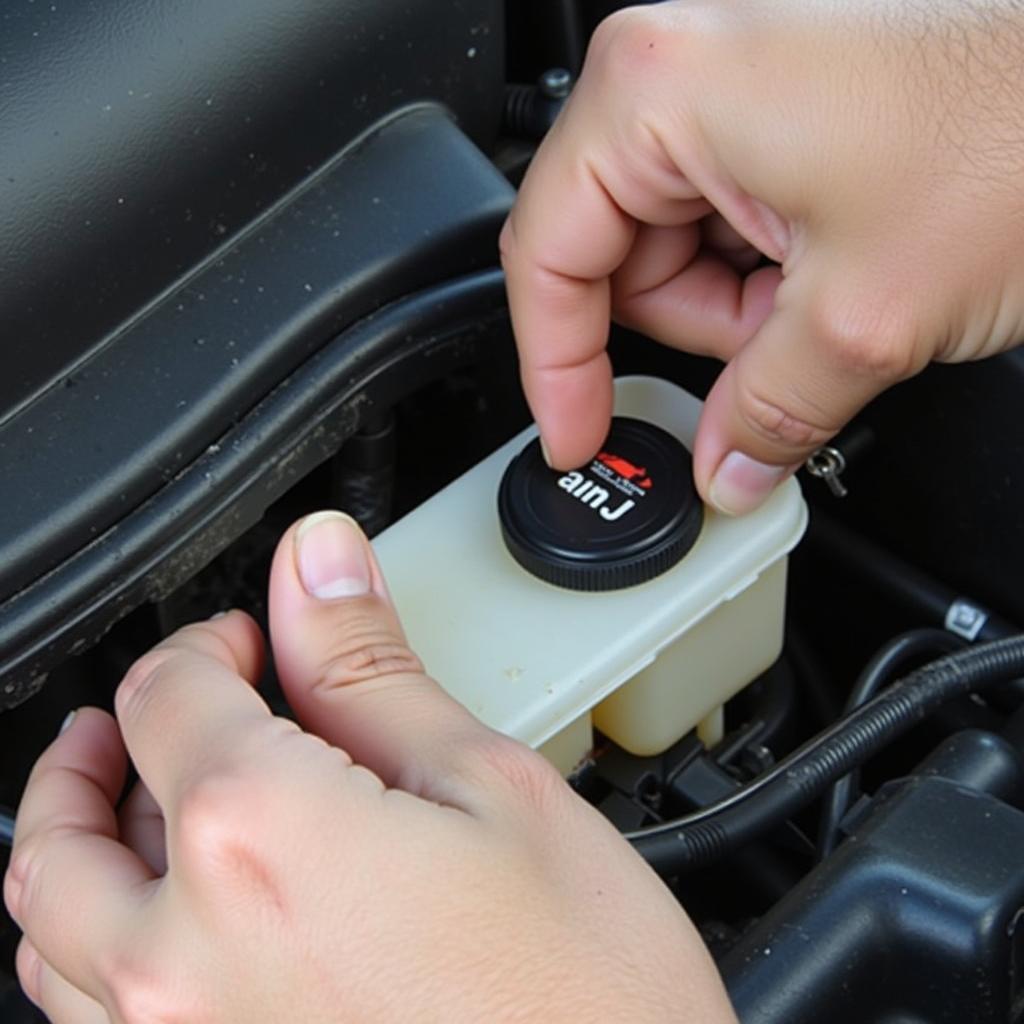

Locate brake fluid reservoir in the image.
[373,376,808,773]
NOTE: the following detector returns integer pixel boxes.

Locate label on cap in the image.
[498,417,704,591]
[557,450,653,522]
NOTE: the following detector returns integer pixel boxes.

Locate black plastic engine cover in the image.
[722,769,1024,1023]
[0,0,503,422]
[0,108,515,704]
[0,103,513,604]
[0,1,513,701]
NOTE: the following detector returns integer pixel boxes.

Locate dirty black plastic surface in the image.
[0,0,503,421]
[722,737,1024,1024]
[0,270,513,707]
[0,105,513,606]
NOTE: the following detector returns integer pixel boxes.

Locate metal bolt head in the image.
[539,67,573,100]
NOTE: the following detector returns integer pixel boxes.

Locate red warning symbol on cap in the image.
[597,452,653,489]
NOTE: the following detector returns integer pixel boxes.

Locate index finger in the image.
[501,35,718,469]
[500,122,634,470]
[114,610,270,820]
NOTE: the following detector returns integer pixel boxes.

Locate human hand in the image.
[4,511,736,1023]
[501,0,1024,515]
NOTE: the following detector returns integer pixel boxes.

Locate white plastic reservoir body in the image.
[374,376,808,773]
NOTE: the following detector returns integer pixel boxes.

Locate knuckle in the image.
[588,6,666,74]
[497,216,518,268]
[103,954,199,1024]
[586,8,627,62]
[809,291,919,381]
[173,774,288,921]
[117,648,179,716]
[4,860,26,922]
[314,619,424,692]
[319,642,424,686]
[466,734,567,814]
[9,837,51,925]
[736,387,835,451]
[174,774,268,871]
[15,940,41,1006]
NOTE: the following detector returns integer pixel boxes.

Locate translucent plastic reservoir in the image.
[374,376,808,773]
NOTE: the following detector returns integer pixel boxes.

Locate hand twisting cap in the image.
[498,417,703,591]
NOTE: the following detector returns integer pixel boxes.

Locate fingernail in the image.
[59,710,77,735]
[708,452,787,516]
[295,511,371,600]
[210,610,230,621]
[539,437,554,468]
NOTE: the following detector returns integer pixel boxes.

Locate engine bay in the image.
[3,2,1024,1021]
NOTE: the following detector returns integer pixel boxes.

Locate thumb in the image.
[267,510,517,807]
[693,270,921,515]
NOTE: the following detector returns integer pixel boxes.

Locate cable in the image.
[0,811,15,848]
[627,635,1024,877]
[815,628,964,859]
[808,513,1019,644]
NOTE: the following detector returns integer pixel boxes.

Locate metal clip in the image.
[806,446,848,498]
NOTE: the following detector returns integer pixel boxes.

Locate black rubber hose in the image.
[808,513,1018,644]
[627,635,1024,876]
[331,412,397,539]
[815,627,965,859]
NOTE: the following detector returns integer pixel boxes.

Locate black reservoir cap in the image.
[498,417,704,592]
